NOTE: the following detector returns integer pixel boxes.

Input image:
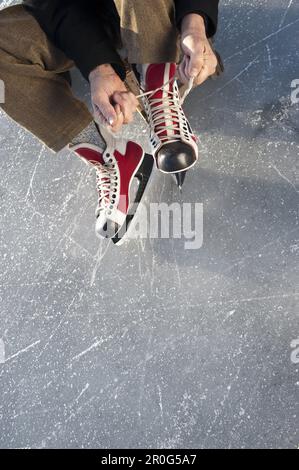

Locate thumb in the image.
[94,94,117,126]
[188,52,204,78]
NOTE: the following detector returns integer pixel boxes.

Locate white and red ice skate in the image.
[140,63,199,181]
[72,132,153,245]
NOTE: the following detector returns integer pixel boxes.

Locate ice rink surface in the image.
[0,0,298,449]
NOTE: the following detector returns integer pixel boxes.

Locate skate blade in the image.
[172,171,187,189]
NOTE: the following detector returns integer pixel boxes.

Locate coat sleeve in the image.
[174,0,220,37]
[23,0,126,81]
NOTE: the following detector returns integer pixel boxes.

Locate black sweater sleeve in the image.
[23,0,126,81]
[174,0,220,37]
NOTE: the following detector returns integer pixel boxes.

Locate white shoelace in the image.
[136,77,194,143]
[95,165,114,212]
[136,77,194,104]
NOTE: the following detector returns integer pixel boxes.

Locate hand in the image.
[89,64,138,132]
[178,14,218,87]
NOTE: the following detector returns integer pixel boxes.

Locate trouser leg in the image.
[0,5,93,152]
[113,0,180,64]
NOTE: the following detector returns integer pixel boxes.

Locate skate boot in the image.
[72,137,154,245]
[140,63,198,175]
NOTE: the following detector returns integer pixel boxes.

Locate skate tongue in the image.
[143,63,176,93]
[72,144,105,167]
[142,63,181,143]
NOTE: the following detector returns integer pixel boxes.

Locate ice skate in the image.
[139,63,198,175]
[72,130,154,245]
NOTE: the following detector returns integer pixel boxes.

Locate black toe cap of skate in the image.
[156,141,197,173]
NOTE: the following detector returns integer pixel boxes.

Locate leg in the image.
[0,5,93,152]
[114,0,180,64]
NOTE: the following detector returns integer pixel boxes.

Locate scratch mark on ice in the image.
[137,330,153,424]
[157,384,164,422]
[203,368,241,446]
[71,338,105,362]
[171,240,182,289]
[225,17,299,61]
[90,240,112,287]
[224,309,236,321]
[24,147,44,202]
[266,44,272,68]
[279,0,294,28]
[271,164,299,194]
[5,340,41,363]
[74,383,89,403]
[201,55,260,101]
[70,335,114,364]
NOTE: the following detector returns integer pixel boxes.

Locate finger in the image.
[113,92,137,124]
[113,96,132,123]
[95,103,123,132]
[94,94,117,126]
[206,53,218,73]
[185,56,190,79]
[193,64,211,87]
[111,114,124,133]
[181,34,205,78]
[177,67,188,85]
[128,91,139,108]
[115,103,122,116]
[110,105,124,132]
[188,51,204,79]
[93,106,107,126]
[178,56,190,84]
[114,91,139,110]
[177,56,186,83]
[177,63,184,84]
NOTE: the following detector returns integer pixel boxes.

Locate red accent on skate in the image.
[74,142,144,217]
[144,63,179,141]
[73,146,105,166]
[145,63,176,92]
[114,141,144,214]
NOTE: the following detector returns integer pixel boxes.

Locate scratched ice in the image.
[0,0,298,449]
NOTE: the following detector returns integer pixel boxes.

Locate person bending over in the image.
[0,1,221,241]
